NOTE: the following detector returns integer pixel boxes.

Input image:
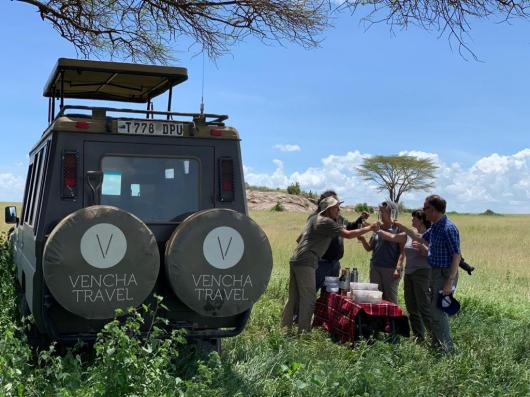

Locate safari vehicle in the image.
[4,58,273,348]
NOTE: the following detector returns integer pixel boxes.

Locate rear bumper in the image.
[42,307,251,345]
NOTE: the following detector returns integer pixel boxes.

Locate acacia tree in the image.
[356,155,437,203]
[14,0,530,63]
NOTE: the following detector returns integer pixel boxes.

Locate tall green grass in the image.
[0,211,529,396]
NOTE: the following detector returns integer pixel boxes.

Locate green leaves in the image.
[357,154,438,203]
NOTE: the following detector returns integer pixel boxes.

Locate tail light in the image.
[219,157,234,202]
[75,121,91,129]
[62,151,78,199]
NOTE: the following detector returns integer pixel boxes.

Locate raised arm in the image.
[393,220,427,244]
[376,230,407,244]
[357,235,374,252]
[412,240,428,256]
[340,223,377,239]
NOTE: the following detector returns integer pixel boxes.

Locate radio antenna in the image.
[200,51,205,115]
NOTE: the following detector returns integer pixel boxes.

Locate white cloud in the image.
[244,148,530,213]
[0,172,25,202]
[274,144,301,152]
[4,149,529,213]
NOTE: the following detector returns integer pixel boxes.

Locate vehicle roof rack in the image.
[43,58,188,103]
[58,105,228,125]
[44,58,191,123]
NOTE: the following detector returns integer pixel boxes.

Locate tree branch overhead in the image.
[14,0,530,62]
[16,0,328,63]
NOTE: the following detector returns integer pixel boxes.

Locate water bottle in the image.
[350,268,358,283]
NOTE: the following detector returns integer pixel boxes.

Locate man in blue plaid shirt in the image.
[421,195,461,352]
[395,195,460,353]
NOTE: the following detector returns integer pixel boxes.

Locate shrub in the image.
[481,209,500,216]
[301,190,318,202]
[287,182,301,195]
[354,203,372,213]
[271,202,285,212]
[87,303,188,396]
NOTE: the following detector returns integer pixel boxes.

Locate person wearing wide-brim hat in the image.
[281,196,377,334]
[314,190,371,292]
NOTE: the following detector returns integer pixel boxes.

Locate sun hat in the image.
[437,292,461,316]
[319,196,343,215]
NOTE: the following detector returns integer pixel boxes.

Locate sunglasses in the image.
[423,206,433,211]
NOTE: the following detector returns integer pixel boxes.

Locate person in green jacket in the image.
[281,196,377,334]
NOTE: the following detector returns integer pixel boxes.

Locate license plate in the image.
[117,120,184,136]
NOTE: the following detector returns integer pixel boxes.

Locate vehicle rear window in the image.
[101,156,199,222]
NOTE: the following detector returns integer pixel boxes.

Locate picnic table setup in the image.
[313,275,410,343]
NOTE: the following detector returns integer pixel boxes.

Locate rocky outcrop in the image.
[246,190,317,213]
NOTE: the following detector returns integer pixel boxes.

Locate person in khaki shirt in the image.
[281,196,377,334]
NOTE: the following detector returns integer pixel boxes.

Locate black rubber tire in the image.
[165,209,273,318]
[43,206,160,320]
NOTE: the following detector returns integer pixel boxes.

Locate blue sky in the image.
[1,3,529,212]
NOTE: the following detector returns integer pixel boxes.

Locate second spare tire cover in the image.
[165,209,273,317]
[43,206,160,320]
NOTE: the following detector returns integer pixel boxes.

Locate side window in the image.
[26,151,42,226]
[32,143,50,232]
[21,143,49,228]
[21,163,34,224]
[23,155,39,225]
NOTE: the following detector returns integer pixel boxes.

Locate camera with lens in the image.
[459,257,475,275]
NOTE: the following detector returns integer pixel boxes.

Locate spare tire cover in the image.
[165,209,272,317]
[43,206,159,319]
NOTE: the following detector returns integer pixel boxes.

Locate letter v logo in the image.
[96,233,114,259]
[203,227,244,269]
[81,223,127,269]
[217,236,233,260]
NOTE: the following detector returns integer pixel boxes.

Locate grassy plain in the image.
[0,206,529,396]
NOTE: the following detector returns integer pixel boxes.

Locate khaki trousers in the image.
[281,264,316,333]
[369,265,400,304]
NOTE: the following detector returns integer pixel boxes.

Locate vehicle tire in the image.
[165,209,272,318]
[43,205,160,320]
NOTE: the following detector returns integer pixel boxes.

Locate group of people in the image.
[281,191,461,353]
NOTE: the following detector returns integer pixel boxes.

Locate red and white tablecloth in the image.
[313,291,410,343]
